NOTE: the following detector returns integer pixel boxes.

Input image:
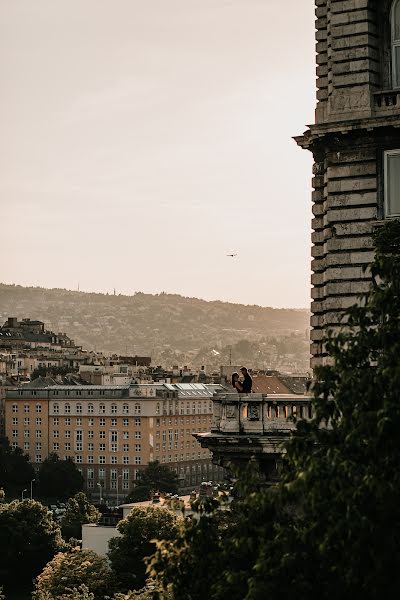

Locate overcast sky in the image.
[0,0,316,308]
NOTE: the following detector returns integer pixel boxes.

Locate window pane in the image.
[386,152,400,217]
[394,1,400,41]
[394,45,400,87]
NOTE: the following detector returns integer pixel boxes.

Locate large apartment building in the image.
[5,383,225,500]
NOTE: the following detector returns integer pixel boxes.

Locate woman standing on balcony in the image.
[231,372,243,393]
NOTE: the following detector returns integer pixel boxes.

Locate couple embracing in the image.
[231,366,253,394]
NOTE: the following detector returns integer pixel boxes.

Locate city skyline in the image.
[0,1,316,308]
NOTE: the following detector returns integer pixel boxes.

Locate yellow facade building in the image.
[5,383,225,500]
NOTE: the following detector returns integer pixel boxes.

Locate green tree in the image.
[126,461,178,502]
[113,582,171,600]
[61,492,101,540]
[108,505,178,591]
[149,496,231,600]
[34,584,94,600]
[38,453,84,500]
[0,499,62,590]
[149,221,400,599]
[0,436,35,492]
[33,549,112,600]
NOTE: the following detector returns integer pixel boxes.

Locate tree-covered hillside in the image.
[0,284,310,369]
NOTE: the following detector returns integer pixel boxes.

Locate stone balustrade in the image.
[211,393,313,436]
[194,393,314,477]
[373,91,400,114]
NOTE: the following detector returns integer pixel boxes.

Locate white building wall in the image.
[81,523,121,557]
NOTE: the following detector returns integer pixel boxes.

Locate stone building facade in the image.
[295,0,400,367]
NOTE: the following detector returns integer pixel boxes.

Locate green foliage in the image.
[61,492,101,540]
[33,549,112,600]
[108,505,179,591]
[34,583,94,600]
[148,497,231,600]
[0,436,35,492]
[38,453,84,501]
[112,580,169,600]
[126,461,178,502]
[148,221,400,599]
[0,499,62,588]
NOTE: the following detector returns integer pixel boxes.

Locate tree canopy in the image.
[60,492,101,540]
[148,220,400,599]
[33,548,112,600]
[108,505,178,591]
[0,499,62,589]
[126,461,178,502]
[0,436,35,494]
[38,453,84,500]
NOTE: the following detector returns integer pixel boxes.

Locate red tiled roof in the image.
[252,375,292,395]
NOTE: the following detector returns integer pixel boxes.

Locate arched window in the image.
[88,403,94,414]
[134,403,141,415]
[123,403,129,414]
[392,0,400,87]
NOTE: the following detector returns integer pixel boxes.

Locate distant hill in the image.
[0,284,310,368]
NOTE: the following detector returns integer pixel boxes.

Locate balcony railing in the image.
[373,91,400,114]
[211,393,313,436]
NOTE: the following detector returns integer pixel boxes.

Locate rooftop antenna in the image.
[114,288,116,296]
[77,282,80,292]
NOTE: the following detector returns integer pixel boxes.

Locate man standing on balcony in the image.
[240,367,252,393]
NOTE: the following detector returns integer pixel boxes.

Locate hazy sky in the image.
[0,0,316,308]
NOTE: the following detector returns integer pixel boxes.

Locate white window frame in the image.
[384,149,400,217]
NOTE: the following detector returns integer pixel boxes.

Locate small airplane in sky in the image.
[226,252,238,258]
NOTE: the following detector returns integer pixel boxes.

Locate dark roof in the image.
[25,376,59,387]
[252,376,292,395]
[279,376,309,394]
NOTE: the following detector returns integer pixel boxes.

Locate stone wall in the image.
[297,0,400,367]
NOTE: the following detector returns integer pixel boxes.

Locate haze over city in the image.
[0,1,315,307]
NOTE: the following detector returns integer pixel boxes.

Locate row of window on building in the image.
[11,416,209,428]
[26,453,143,465]
[25,451,207,465]
[11,414,142,427]
[11,400,213,416]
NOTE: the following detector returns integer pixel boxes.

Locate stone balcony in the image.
[194,393,313,479]
[373,90,400,117]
